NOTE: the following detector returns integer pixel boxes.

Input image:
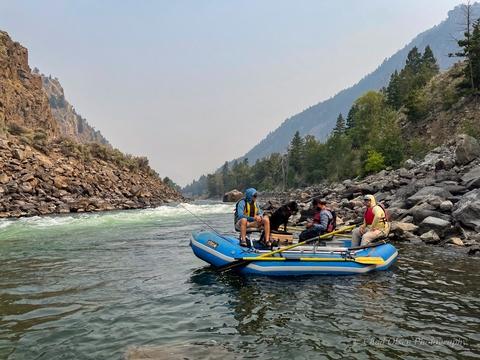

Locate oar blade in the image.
[354,256,385,265]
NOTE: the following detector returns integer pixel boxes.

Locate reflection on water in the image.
[0,205,479,359]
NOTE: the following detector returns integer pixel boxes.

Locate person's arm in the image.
[237,200,255,222]
[257,204,263,217]
[313,211,329,232]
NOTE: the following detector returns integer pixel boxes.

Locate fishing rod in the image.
[178,202,233,243]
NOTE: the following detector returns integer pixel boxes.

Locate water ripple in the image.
[0,206,479,359]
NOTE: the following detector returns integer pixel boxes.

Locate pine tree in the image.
[451,3,479,91]
[385,70,401,109]
[288,131,305,171]
[333,113,346,135]
[221,161,230,191]
[346,104,358,130]
[405,47,422,73]
[422,46,439,73]
[469,19,480,90]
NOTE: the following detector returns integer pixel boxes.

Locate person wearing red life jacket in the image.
[352,194,389,247]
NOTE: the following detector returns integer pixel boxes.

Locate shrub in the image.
[462,119,480,140]
[364,150,386,174]
[7,122,29,136]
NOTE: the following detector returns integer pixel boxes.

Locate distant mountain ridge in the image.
[235,3,480,165]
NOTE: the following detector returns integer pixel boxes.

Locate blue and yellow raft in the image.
[190,231,398,276]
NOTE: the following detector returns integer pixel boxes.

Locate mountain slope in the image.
[39,72,110,145]
[239,3,480,164]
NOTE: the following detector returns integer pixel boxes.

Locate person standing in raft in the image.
[352,194,389,246]
[234,188,271,247]
[299,199,333,241]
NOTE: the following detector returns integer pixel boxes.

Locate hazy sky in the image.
[0,0,463,185]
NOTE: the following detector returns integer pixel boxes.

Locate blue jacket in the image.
[235,188,263,222]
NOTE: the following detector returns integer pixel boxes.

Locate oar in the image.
[237,256,384,265]
[286,226,354,238]
[218,225,355,272]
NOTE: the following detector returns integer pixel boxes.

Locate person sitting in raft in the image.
[234,188,271,247]
[351,194,389,247]
[299,199,333,241]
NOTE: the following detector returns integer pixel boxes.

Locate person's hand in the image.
[306,221,313,229]
[359,226,366,235]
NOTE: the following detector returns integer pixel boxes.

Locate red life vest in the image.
[313,211,321,224]
[364,207,375,225]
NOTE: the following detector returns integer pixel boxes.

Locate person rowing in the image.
[299,198,335,241]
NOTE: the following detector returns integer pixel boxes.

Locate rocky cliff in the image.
[39,72,110,145]
[0,30,183,218]
[0,31,59,138]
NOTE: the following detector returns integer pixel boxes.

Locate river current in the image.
[0,202,479,359]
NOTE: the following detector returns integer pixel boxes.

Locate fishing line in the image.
[178,203,231,241]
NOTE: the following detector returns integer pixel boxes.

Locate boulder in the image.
[468,245,480,256]
[395,183,420,200]
[19,183,33,193]
[390,222,419,241]
[223,189,243,203]
[0,174,9,184]
[53,176,68,189]
[452,189,480,230]
[420,230,441,244]
[439,200,454,212]
[447,237,464,246]
[461,166,480,189]
[406,186,453,207]
[424,195,444,209]
[455,134,480,165]
[391,221,418,234]
[418,216,452,237]
[439,181,468,195]
[12,148,24,161]
[435,158,454,171]
[20,173,34,182]
[388,207,408,221]
[404,159,416,170]
[398,168,413,179]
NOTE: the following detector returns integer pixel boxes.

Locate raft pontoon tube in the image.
[190,231,398,276]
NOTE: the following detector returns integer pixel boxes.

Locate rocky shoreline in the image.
[227,134,480,254]
[0,136,183,218]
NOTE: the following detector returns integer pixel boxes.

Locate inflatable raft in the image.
[190,231,398,276]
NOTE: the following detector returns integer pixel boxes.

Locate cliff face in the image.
[39,73,110,145]
[0,30,183,218]
[0,31,59,137]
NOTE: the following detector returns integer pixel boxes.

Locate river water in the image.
[0,202,479,359]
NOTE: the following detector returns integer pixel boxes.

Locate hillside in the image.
[0,30,183,218]
[39,72,110,145]
[400,62,480,145]
[235,3,480,165]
